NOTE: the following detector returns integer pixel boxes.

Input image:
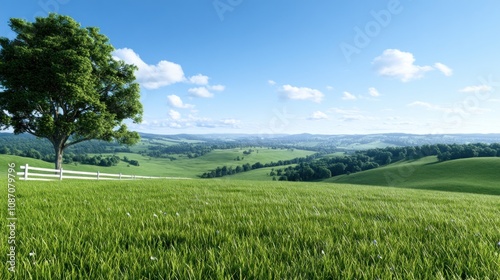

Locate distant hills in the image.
[326,156,500,196]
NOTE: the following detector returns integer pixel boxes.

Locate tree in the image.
[0,14,143,170]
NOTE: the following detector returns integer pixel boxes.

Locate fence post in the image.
[97,171,100,180]
[119,173,122,180]
[59,168,63,181]
[24,164,29,180]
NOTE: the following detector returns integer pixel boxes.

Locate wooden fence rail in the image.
[17,164,189,181]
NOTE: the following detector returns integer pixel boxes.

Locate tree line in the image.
[199,154,321,178]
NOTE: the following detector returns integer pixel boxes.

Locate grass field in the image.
[327,156,500,196]
[1,177,499,279]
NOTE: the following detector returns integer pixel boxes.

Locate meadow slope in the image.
[326,156,500,196]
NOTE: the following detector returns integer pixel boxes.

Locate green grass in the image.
[1,177,499,279]
[327,156,500,196]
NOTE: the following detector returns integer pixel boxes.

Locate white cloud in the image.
[368,87,380,97]
[189,74,209,85]
[326,86,334,91]
[434,62,453,77]
[209,85,225,91]
[342,91,357,100]
[188,87,214,98]
[138,116,241,130]
[168,109,181,120]
[372,49,434,82]
[193,117,241,128]
[330,107,361,115]
[459,85,492,93]
[280,85,324,103]
[167,95,194,109]
[329,107,374,122]
[309,111,328,120]
[113,48,186,89]
[408,101,452,113]
[220,119,241,126]
[268,80,277,86]
[409,101,491,115]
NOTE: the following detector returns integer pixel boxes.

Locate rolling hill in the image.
[326,156,500,195]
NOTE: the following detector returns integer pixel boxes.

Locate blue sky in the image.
[2,0,500,135]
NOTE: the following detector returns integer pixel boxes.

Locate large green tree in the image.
[0,14,143,170]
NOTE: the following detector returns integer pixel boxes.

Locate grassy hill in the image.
[2,178,499,278]
[326,156,500,196]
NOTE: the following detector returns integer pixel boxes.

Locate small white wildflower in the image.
[126,212,131,217]
[150,256,157,261]
[153,213,158,218]
[176,212,180,216]
[29,251,35,257]
[497,241,500,248]
[372,240,378,245]
[321,250,325,255]
[377,255,383,260]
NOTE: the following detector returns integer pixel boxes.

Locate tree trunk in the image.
[53,142,64,171]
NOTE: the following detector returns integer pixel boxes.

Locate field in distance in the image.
[3,178,499,279]
[0,147,315,179]
[326,156,500,196]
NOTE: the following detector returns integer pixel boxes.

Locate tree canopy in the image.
[0,14,143,169]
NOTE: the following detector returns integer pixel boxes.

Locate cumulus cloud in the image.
[209,85,225,91]
[220,119,241,126]
[373,49,451,82]
[187,84,225,98]
[113,48,186,89]
[280,85,324,103]
[268,80,277,86]
[168,109,181,120]
[368,87,380,97]
[309,111,329,120]
[167,95,194,109]
[459,85,492,93]
[342,91,357,100]
[434,62,453,77]
[188,74,209,85]
[188,87,214,98]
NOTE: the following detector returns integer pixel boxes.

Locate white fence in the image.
[17,164,189,181]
